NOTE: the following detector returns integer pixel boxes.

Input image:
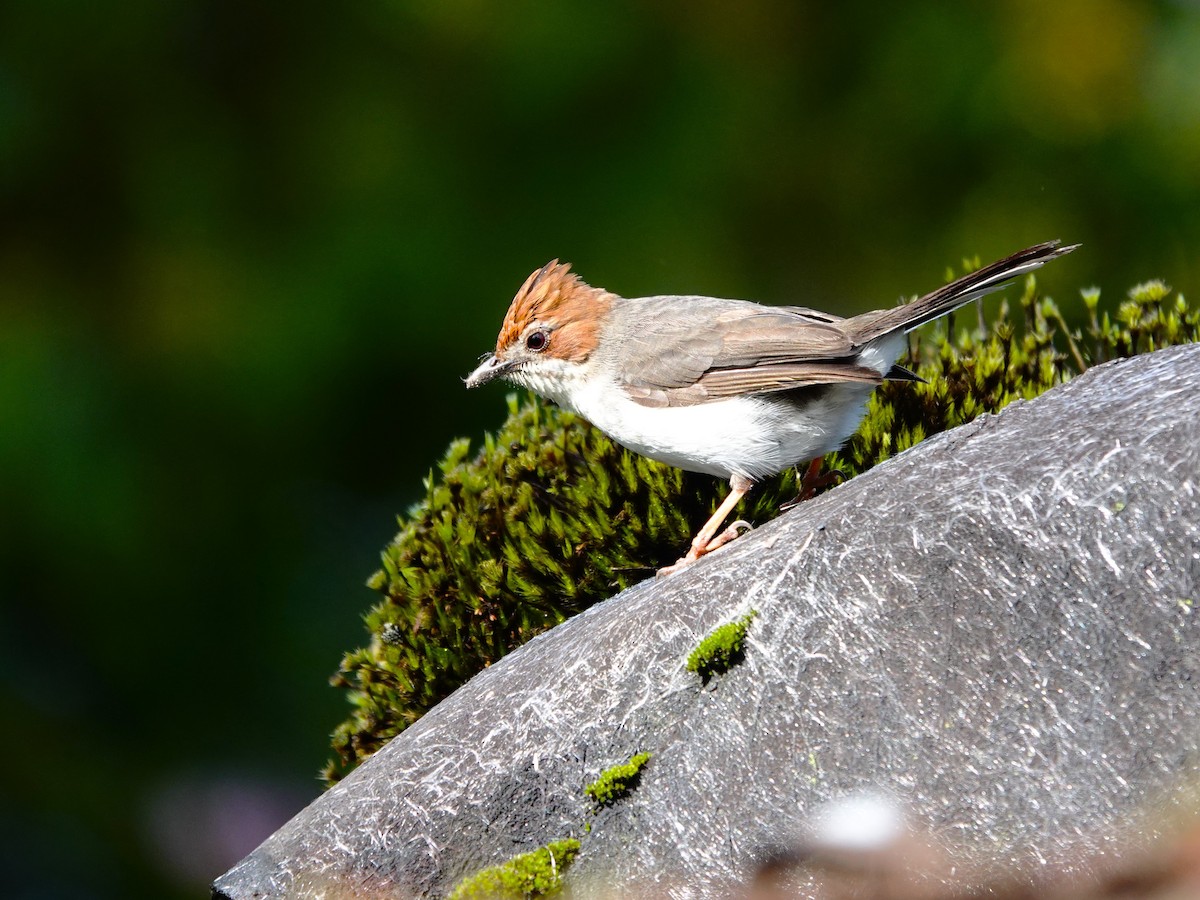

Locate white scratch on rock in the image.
[1095,538,1122,577]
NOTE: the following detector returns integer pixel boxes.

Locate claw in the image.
[656,557,691,577]
[704,519,753,553]
[781,459,843,510]
[657,520,754,576]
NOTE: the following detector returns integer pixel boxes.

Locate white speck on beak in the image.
[465,353,512,389]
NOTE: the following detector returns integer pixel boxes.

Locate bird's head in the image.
[465,260,614,395]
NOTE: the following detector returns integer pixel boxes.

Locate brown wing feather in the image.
[625,361,883,408]
[608,297,866,408]
[696,361,882,395]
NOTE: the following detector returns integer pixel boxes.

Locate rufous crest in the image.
[495,260,613,363]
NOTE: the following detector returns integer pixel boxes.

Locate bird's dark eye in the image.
[525,330,548,352]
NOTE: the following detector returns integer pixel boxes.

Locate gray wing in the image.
[603,295,880,409]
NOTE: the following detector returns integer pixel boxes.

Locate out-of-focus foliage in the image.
[0,2,1195,897]
[328,275,1198,780]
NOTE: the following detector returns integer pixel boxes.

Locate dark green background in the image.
[1,2,1195,896]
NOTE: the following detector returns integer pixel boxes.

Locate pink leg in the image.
[658,474,753,576]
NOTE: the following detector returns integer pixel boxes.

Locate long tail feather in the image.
[847,240,1078,345]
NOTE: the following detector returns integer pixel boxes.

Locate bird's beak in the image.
[464,353,515,389]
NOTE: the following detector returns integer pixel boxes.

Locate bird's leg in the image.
[781,458,843,510]
[698,518,753,554]
[687,474,753,557]
[658,474,753,576]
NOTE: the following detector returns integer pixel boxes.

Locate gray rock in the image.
[214,344,1200,899]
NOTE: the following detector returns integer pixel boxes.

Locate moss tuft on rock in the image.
[687,612,757,680]
[325,273,1198,783]
[584,752,652,807]
[446,839,580,900]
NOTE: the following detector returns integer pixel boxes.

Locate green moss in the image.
[446,839,580,900]
[325,272,1200,782]
[687,612,757,679]
[584,752,652,807]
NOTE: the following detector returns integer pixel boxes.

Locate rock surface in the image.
[214,344,1200,899]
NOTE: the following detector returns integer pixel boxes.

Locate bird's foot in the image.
[657,520,754,577]
[703,519,753,553]
[781,459,843,510]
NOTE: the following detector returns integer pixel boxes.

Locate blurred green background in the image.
[0,1,1196,896]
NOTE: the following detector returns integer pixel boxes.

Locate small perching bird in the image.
[467,241,1077,574]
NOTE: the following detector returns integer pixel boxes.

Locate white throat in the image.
[508,357,596,413]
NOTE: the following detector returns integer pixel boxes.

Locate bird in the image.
[465,240,1077,574]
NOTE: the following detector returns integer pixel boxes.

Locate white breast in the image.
[564,371,876,482]
[511,341,897,483]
